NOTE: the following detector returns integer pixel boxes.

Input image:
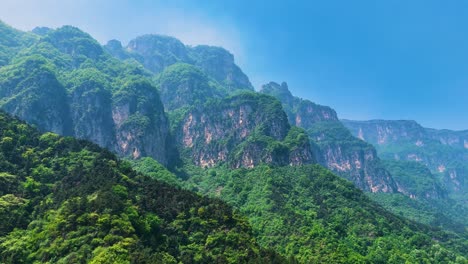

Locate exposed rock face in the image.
[112,81,170,163]
[176,93,314,168]
[342,120,426,145]
[342,119,468,203]
[0,27,173,166]
[106,34,253,93]
[261,81,398,193]
[260,82,338,125]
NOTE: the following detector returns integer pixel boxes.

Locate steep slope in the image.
[342,119,468,203]
[180,163,467,263]
[0,26,173,166]
[104,34,254,92]
[174,92,314,168]
[260,82,397,193]
[0,112,284,263]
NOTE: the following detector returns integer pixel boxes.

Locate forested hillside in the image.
[0,20,467,263]
[0,112,283,263]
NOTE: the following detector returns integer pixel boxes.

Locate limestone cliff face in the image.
[112,81,170,164]
[342,119,467,202]
[176,93,314,168]
[0,27,173,166]
[261,82,398,193]
[260,82,338,125]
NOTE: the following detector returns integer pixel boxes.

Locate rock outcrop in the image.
[175,92,315,168]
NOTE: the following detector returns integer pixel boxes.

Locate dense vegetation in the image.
[154,62,226,111]
[1,20,467,263]
[367,160,468,233]
[178,164,467,263]
[0,112,284,263]
[342,120,468,231]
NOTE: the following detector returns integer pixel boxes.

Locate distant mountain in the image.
[104,35,253,92]
[342,119,468,204]
[343,119,468,232]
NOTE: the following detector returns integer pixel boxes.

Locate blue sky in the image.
[1,0,467,130]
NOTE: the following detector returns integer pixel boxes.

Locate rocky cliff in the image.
[105,35,253,92]
[260,82,397,193]
[0,26,173,165]
[175,92,314,168]
[342,119,468,203]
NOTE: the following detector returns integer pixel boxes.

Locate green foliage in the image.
[129,157,181,186]
[154,62,227,111]
[181,164,468,263]
[0,112,283,263]
[0,20,38,66]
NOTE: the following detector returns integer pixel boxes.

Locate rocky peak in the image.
[260,81,338,126]
[112,79,171,164]
[31,26,52,36]
[188,45,254,91]
[104,39,131,60]
[126,34,191,73]
[260,81,294,106]
[42,26,104,61]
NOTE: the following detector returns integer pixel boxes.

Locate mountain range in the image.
[0,20,466,263]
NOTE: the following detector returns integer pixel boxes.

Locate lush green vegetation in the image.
[0,112,284,263]
[0,21,37,67]
[382,160,443,198]
[179,164,468,263]
[154,63,226,111]
[1,21,467,263]
[368,192,467,234]
[367,160,468,233]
